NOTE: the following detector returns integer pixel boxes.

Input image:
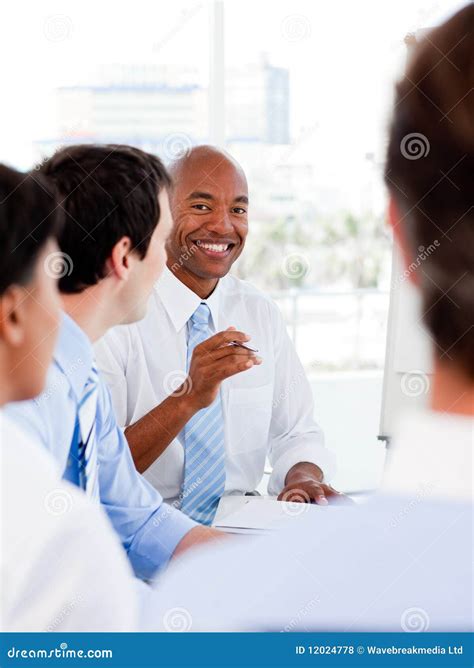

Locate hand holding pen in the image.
[179,327,262,411]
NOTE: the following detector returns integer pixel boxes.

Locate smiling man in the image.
[95,145,337,524]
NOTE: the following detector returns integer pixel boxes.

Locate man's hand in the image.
[177,327,262,411]
[278,462,352,506]
[126,327,261,473]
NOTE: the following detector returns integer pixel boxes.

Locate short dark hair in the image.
[38,144,171,293]
[0,164,62,295]
[385,4,474,379]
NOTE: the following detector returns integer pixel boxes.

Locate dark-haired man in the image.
[7,145,220,582]
[0,164,139,630]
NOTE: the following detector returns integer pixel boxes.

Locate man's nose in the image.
[205,209,233,234]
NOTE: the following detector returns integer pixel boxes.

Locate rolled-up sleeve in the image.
[267,303,337,494]
[96,382,196,579]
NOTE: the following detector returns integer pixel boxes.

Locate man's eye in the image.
[191,204,211,211]
[233,207,247,214]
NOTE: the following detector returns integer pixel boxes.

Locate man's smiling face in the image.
[167,148,249,281]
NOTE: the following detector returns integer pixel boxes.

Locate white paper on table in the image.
[213,497,331,533]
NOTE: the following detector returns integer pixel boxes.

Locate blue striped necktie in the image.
[64,363,100,501]
[180,303,226,525]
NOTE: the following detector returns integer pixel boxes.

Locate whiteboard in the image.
[378,244,433,441]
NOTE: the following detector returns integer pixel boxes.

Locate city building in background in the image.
[35,59,290,160]
[226,56,290,144]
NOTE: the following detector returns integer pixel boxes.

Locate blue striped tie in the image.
[180,303,226,525]
[64,364,100,501]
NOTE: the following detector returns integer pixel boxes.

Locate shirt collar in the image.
[53,311,94,402]
[156,266,221,333]
[383,409,474,502]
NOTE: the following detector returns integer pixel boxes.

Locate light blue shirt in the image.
[6,312,196,579]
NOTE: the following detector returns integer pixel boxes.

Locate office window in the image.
[1,0,466,491]
[220,0,465,491]
[0,1,210,167]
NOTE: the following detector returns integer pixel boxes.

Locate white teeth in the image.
[196,241,229,252]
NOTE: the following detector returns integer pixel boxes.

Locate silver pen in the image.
[229,341,259,353]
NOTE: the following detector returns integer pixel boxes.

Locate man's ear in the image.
[0,286,27,347]
[105,236,134,281]
[388,196,419,286]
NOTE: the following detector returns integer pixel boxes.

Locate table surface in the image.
[213,492,373,530]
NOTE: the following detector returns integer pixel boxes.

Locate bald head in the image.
[165,145,249,291]
[169,145,247,188]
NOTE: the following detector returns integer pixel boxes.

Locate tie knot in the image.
[191,302,211,328]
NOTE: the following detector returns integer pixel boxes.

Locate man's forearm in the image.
[172,525,226,559]
[125,394,198,473]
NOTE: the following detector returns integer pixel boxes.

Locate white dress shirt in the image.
[95,267,335,504]
[150,409,473,631]
[0,410,140,632]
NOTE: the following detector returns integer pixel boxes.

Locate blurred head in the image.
[386,4,474,381]
[39,144,172,324]
[0,165,63,403]
[167,145,248,285]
